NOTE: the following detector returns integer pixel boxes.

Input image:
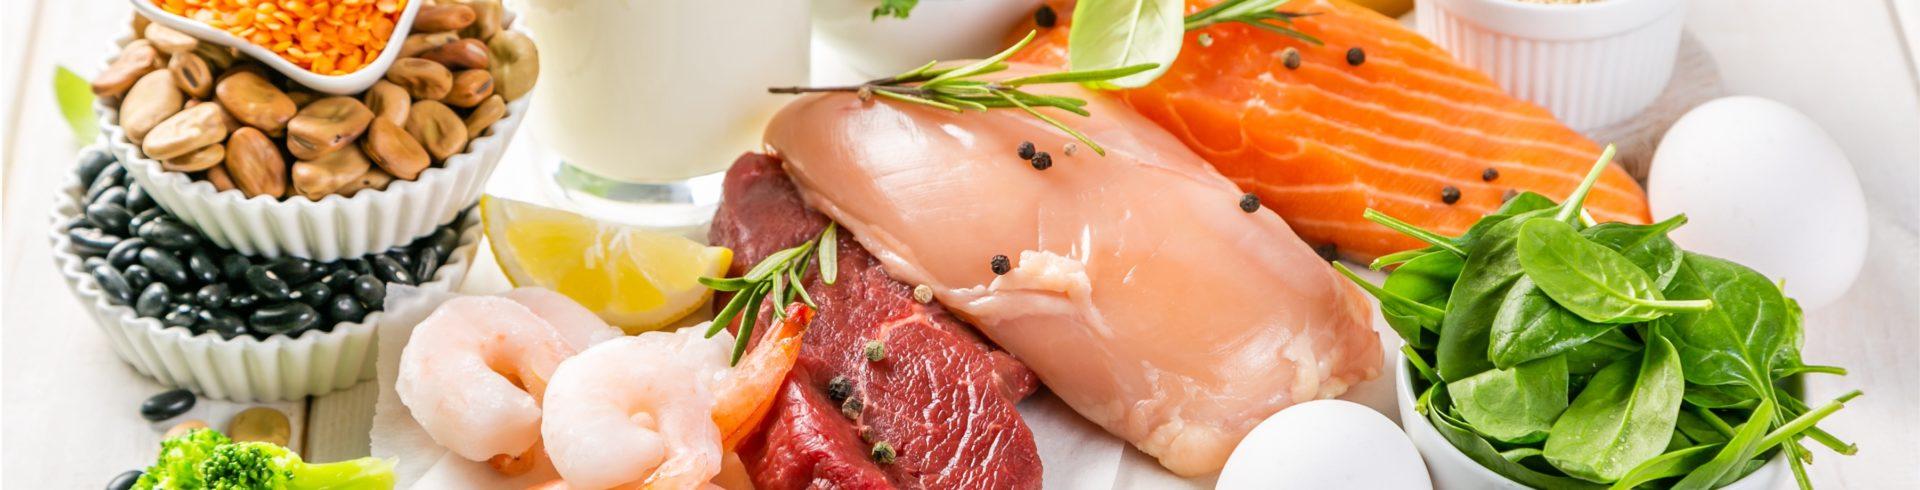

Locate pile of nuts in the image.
[96,0,538,200]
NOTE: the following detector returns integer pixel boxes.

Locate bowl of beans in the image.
[128,0,423,95]
[50,145,482,401]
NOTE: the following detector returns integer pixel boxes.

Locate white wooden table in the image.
[5,0,1916,487]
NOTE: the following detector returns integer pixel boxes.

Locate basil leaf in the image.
[1544,333,1685,483]
[1563,328,1641,375]
[1672,399,1777,490]
[1607,443,1722,490]
[1450,355,1567,444]
[54,66,99,144]
[1654,252,1798,393]
[1424,386,1607,490]
[1435,209,1551,381]
[1516,219,1712,324]
[1580,215,1688,290]
[1067,0,1184,89]
[1488,276,1619,368]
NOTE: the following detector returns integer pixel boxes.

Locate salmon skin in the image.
[1012,0,1651,260]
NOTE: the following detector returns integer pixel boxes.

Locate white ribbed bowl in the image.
[1416,0,1685,131]
[104,95,526,262]
[51,162,482,402]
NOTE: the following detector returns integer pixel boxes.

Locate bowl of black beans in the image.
[49,145,482,402]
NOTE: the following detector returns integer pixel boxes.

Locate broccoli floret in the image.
[197,441,394,490]
[134,428,233,490]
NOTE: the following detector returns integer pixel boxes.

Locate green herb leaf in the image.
[1066,0,1185,89]
[1607,443,1723,490]
[54,66,98,144]
[1183,0,1321,45]
[1332,262,1443,348]
[1435,208,1553,381]
[1450,355,1567,444]
[1562,329,1641,375]
[819,224,839,285]
[1654,252,1798,394]
[1423,386,1608,490]
[698,276,753,292]
[1554,145,1618,224]
[1580,215,1688,290]
[1000,64,1163,87]
[1516,219,1712,323]
[870,0,919,20]
[1488,276,1621,368]
[1672,398,1777,490]
[1544,333,1686,483]
[1365,209,1467,256]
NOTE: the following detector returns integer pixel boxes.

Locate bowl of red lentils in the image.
[130,0,423,95]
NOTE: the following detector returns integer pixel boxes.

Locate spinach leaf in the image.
[1451,355,1568,444]
[1607,444,1722,490]
[1435,209,1548,381]
[1488,276,1620,368]
[1675,408,1732,446]
[1672,399,1777,490]
[1684,383,1761,410]
[1564,329,1641,375]
[1384,250,1463,310]
[1332,262,1443,348]
[1517,219,1713,324]
[1367,191,1558,271]
[1425,386,1607,490]
[1544,334,1685,483]
[1654,252,1797,394]
[1581,215,1688,290]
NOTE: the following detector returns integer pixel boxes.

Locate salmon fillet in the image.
[762,64,1382,476]
[1012,0,1651,260]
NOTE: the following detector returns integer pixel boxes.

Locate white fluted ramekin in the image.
[102,95,525,262]
[1416,0,1685,131]
[50,163,482,402]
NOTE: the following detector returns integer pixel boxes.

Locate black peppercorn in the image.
[1030,151,1052,170]
[1481,167,1500,182]
[1282,48,1301,70]
[1441,185,1462,205]
[1017,141,1036,160]
[1034,5,1057,28]
[990,255,1010,275]
[1314,243,1340,262]
[841,394,865,419]
[870,441,897,465]
[864,340,887,362]
[1346,47,1366,66]
[826,375,854,402]
[1239,193,1260,213]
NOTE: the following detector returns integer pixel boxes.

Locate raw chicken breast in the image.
[763,65,1383,476]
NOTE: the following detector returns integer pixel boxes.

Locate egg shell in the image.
[1217,399,1432,489]
[1648,96,1869,309]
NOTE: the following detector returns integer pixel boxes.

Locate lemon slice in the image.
[481,195,732,333]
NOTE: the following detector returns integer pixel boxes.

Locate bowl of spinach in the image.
[1343,146,1861,489]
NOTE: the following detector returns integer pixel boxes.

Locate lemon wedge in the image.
[481,195,732,333]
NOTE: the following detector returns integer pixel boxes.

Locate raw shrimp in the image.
[396,296,579,471]
[504,287,623,351]
[539,305,811,490]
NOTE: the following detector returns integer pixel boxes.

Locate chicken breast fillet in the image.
[763,63,1382,476]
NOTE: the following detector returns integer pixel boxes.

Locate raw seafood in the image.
[761,67,1382,475]
[395,296,577,472]
[1011,0,1651,259]
[503,287,624,351]
[711,154,1044,488]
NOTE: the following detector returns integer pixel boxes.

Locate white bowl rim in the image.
[125,0,423,95]
[1422,0,1685,41]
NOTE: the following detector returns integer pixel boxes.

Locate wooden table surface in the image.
[5,0,1917,488]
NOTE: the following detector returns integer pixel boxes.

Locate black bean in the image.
[68,227,121,256]
[413,251,442,282]
[328,294,368,324]
[136,282,172,317]
[198,309,246,339]
[320,269,359,291]
[86,201,134,235]
[137,247,192,287]
[429,227,459,258]
[91,264,135,305]
[195,283,232,309]
[385,249,415,270]
[85,165,126,205]
[371,255,415,285]
[244,267,292,300]
[128,207,166,232]
[125,183,155,213]
[352,275,386,309]
[295,281,332,309]
[59,215,90,232]
[267,257,316,283]
[187,250,220,284]
[107,238,147,268]
[76,148,115,188]
[137,218,202,251]
[84,256,110,271]
[226,292,262,311]
[220,254,252,281]
[344,258,372,274]
[164,304,199,328]
[122,265,156,293]
[171,291,195,304]
[139,389,195,421]
[249,302,319,335]
[107,469,144,490]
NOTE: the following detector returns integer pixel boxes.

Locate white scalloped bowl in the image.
[126,0,422,95]
[51,161,482,402]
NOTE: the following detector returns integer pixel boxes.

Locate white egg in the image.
[1217,400,1431,490]
[1648,96,1869,309]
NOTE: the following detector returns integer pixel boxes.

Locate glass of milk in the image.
[517,0,810,229]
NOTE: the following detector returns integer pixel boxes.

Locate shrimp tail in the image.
[489,440,545,476]
[714,303,813,450]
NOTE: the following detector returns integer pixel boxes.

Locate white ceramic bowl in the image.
[127,0,422,95]
[1416,0,1685,131]
[813,0,1045,77]
[51,162,481,402]
[1394,353,1784,489]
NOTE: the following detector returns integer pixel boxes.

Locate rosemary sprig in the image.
[768,31,1159,156]
[699,223,839,365]
[1184,0,1322,45]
